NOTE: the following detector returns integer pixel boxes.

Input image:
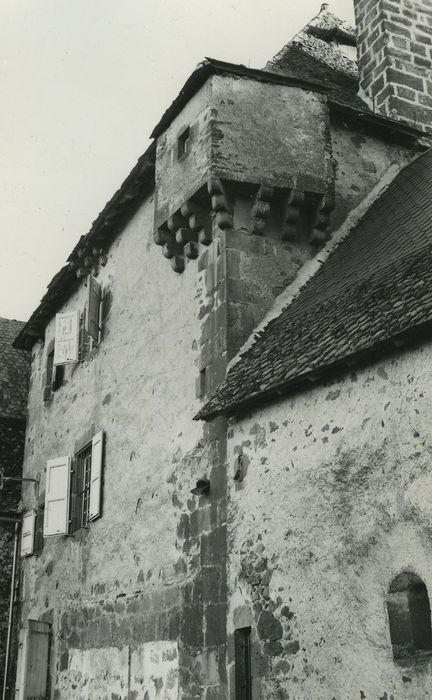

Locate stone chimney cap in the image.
[320,2,329,10]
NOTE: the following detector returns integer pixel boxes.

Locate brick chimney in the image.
[354,0,432,132]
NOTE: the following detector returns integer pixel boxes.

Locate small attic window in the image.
[178,127,190,159]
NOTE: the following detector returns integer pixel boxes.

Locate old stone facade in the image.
[12,2,432,698]
[0,318,30,694]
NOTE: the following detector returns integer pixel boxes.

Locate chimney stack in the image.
[354,0,432,132]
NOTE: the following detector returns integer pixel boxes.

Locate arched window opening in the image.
[387,572,432,660]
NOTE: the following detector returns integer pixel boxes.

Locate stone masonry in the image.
[355,0,432,131]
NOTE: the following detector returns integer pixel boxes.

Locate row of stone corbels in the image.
[69,245,108,279]
[153,178,334,273]
[153,178,232,273]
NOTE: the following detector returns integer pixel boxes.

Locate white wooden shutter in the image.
[15,626,28,700]
[20,511,36,557]
[86,275,102,341]
[16,620,51,700]
[54,310,79,365]
[88,430,104,522]
[43,456,71,536]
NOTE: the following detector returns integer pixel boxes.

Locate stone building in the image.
[0,318,30,693]
[12,1,432,698]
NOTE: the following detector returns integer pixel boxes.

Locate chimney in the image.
[354,0,432,132]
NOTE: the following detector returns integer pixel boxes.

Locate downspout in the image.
[2,519,20,700]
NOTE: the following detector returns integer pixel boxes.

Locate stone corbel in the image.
[309,192,334,247]
[282,188,305,241]
[208,178,233,231]
[251,185,273,235]
[182,201,213,246]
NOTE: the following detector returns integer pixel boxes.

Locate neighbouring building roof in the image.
[196,148,432,419]
[0,318,30,420]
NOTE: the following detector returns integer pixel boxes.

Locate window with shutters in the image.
[43,431,104,538]
[69,442,92,532]
[235,627,252,700]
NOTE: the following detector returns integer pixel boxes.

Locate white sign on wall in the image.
[54,311,80,365]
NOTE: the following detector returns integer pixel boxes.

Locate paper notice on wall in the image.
[54,311,80,365]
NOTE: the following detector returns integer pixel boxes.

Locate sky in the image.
[1,0,355,322]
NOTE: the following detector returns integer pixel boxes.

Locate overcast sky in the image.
[1,0,355,321]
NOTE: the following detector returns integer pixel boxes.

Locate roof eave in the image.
[150,57,331,140]
[196,319,432,421]
[329,99,432,146]
[14,141,157,350]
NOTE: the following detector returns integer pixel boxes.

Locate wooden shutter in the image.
[21,510,36,557]
[88,431,104,522]
[17,620,51,700]
[43,457,71,536]
[86,275,102,341]
[54,311,79,365]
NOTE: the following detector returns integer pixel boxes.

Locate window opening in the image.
[178,126,190,159]
[44,348,64,400]
[387,571,432,659]
[34,505,45,555]
[70,443,92,533]
[235,627,252,700]
[52,364,64,391]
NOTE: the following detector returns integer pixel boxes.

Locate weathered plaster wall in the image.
[227,340,432,699]
[209,76,332,193]
[155,75,333,228]
[155,81,213,228]
[57,641,178,699]
[329,118,419,233]
[20,191,228,699]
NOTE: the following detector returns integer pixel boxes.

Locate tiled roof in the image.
[0,318,30,419]
[265,10,368,114]
[196,148,432,419]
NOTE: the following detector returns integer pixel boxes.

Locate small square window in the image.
[178,127,190,159]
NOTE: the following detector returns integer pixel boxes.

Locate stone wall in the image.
[226,338,432,698]
[19,191,227,698]
[355,0,432,132]
[329,116,419,233]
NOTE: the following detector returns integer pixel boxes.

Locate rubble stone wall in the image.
[227,339,432,698]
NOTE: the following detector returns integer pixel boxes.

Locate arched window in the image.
[386,572,432,659]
